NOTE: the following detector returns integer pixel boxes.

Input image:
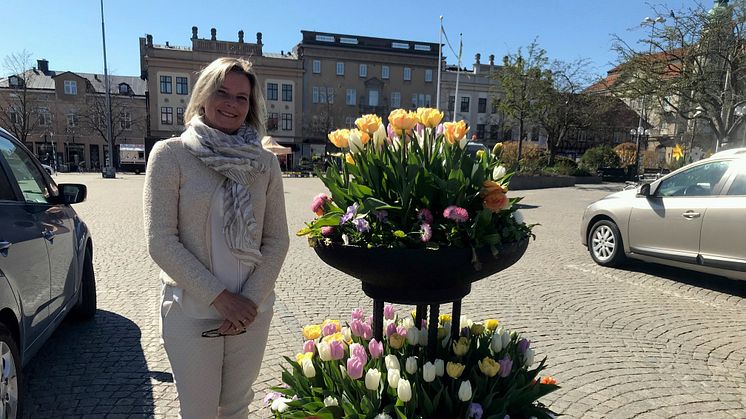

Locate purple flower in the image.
[417,208,434,224]
[346,356,364,380]
[322,322,338,337]
[350,319,366,338]
[443,205,469,222]
[461,327,471,338]
[321,226,335,237]
[499,356,513,378]
[361,322,373,340]
[468,402,484,419]
[517,338,531,354]
[420,223,432,243]
[368,338,384,359]
[384,304,395,320]
[351,308,365,321]
[352,218,370,233]
[262,391,282,406]
[386,322,398,337]
[302,340,316,354]
[397,326,408,337]
[329,340,345,360]
[340,203,359,225]
[350,343,368,363]
[375,210,389,222]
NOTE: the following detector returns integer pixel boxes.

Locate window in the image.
[316,34,335,42]
[392,42,410,49]
[403,67,412,81]
[64,80,77,95]
[414,44,431,52]
[66,113,78,128]
[8,76,19,87]
[176,108,184,125]
[460,97,470,112]
[0,137,50,203]
[282,84,293,101]
[727,168,746,195]
[657,161,731,197]
[411,94,418,107]
[477,124,485,139]
[267,83,278,101]
[161,107,173,125]
[425,95,432,107]
[327,87,334,104]
[9,107,21,125]
[368,90,379,106]
[391,92,401,108]
[478,98,487,113]
[340,37,358,45]
[281,113,292,131]
[118,83,130,95]
[160,75,172,94]
[38,107,51,126]
[119,111,132,129]
[425,69,433,82]
[313,60,321,74]
[346,89,356,105]
[312,87,319,104]
[418,94,425,107]
[267,112,279,131]
[176,77,188,95]
[448,96,455,111]
[359,64,367,78]
[336,62,345,76]
[382,66,390,79]
[319,87,327,104]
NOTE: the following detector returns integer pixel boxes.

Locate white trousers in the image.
[161,297,272,419]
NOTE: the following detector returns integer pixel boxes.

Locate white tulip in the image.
[434,359,445,377]
[458,380,473,401]
[301,359,316,378]
[323,396,339,407]
[349,130,364,153]
[422,361,436,383]
[490,332,503,353]
[405,356,418,375]
[501,329,511,348]
[387,368,400,388]
[406,327,419,346]
[401,316,414,329]
[317,342,332,362]
[342,326,352,342]
[384,354,400,371]
[373,124,387,149]
[493,165,507,179]
[459,315,473,330]
[365,368,381,391]
[397,378,412,402]
[524,348,535,367]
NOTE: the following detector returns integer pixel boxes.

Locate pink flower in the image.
[361,322,373,340]
[303,340,316,354]
[386,322,398,337]
[417,208,433,224]
[443,205,469,222]
[322,322,339,336]
[397,326,408,337]
[350,343,368,363]
[350,319,366,338]
[329,340,345,360]
[368,338,384,359]
[311,193,331,216]
[351,308,365,322]
[384,304,395,320]
[436,123,445,136]
[420,223,432,243]
[321,226,335,236]
[347,357,364,380]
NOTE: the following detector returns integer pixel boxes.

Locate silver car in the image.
[581,148,746,281]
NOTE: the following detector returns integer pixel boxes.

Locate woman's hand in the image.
[211,290,258,333]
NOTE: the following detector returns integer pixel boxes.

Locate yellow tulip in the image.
[443,121,469,144]
[446,362,465,379]
[355,114,382,135]
[388,109,418,132]
[345,153,355,165]
[478,357,500,377]
[303,324,321,340]
[437,327,448,340]
[416,107,444,128]
[484,319,500,331]
[452,336,470,356]
[389,333,406,349]
[322,331,346,343]
[492,142,503,156]
[328,129,350,148]
[439,314,452,324]
[296,351,314,364]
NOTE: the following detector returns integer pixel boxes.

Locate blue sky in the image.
[2,0,702,80]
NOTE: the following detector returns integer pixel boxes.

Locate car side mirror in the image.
[58,184,87,204]
[637,183,651,197]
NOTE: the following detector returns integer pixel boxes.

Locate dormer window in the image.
[64,80,77,95]
[118,83,130,95]
[8,76,20,87]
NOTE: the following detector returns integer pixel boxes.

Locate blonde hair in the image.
[184,57,266,136]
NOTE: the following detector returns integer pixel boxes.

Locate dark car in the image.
[0,128,96,417]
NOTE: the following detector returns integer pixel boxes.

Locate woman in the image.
[143,57,289,418]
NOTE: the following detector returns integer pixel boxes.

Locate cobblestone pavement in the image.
[21,173,746,418]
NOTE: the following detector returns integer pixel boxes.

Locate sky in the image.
[2,0,705,81]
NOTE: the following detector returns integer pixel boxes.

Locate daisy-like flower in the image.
[443,205,469,222]
[420,223,432,243]
[417,208,433,224]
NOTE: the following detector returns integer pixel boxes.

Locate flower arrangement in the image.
[266,306,559,418]
[297,109,533,250]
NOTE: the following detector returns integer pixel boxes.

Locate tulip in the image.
[446,362,465,379]
[434,359,445,377]
[384,354,400,370]
[422,361,436,383]
[328,128,350,148]
[385,322,397,337]
[324,396,339,407]
[518,338,531,354]
[396,326,408,337]
[317,341,332,361]
[468,402,484,419]
[478,357,500,377]
[295,352,313,364]
[349,128,369,153]
[350,343,368,363]
[524,348,535,367]
[388,109,418,132]
[471,323,485,336]
[484,319,499,331]
[493,165,507,179]
[347,356,364,380]
[439,313,452,324]
[389,333,405,349]
[416,107,444,128]
[303,324,321,340]
[342,326,352,342]
[458,380,473,401]
[301,359,316,378]
[443,120,469,144]
[345,153,355,165]
[490,331,503,353]
[406,327,419,346]
[372,124,388,149]
[501,329,511,348]
[351,308,364,321]
[453,336,470,356]
[361,322,373,340]
[387,368,400,388]
[437,327,448,340]
[329,340,345,360]
[302,340,316,354]
[365,368,381,391]
[355,113,382,135]
[492,142,503,156]
[405,356,418,375]
[498,356,513,378]
[322,331,346,344]
[322,319,340,334]
[350,319,366,338]
[368,338,384,359]
[397,378,412,402]
[401,316,414,329]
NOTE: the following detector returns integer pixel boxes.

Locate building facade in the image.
[0,59,146,171]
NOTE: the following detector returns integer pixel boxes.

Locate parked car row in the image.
[0,127,96,417]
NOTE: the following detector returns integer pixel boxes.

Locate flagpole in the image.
[436,16,443,111]
[101,0,116,178]
[453,33,463,122]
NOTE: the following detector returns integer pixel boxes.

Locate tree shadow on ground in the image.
[22,310,172,417]
[622,260,746,297]
[575,183,628,193]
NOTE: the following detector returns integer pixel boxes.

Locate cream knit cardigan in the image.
[143,138,289,308]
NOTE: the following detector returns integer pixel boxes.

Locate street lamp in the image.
[688,107,705,162]
[630,126,652,174]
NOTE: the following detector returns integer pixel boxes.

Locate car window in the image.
[726,162,746,196]
[0,136,51,204]
[0,166,15,201]
[656,161,731,197]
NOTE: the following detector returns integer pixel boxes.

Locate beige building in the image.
[139,27,303,165]
[0,59,146,171]
[294,30,440,157]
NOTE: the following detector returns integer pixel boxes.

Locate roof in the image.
[0,68,146,95]
[585,48,686,94]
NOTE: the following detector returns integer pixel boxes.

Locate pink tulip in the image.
[350,343,368,363]
[350,319,365,338]
[347,357,364,380]
[361,322,373,340]
[386,322,398,337]
[329,340,345,360]
[351,308,365,321]
[368,338,384,359]
[397,326,408,337]
[384,304,395,320]
[302,340,316,354]
[322,322,338,337]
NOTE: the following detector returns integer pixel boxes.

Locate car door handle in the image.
[0,240,10,257]
[682,211,701,219]
[42,229,55,243]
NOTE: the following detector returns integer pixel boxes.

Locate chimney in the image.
[146,34,153,47]
[489,54,495,66]
[165,41,170,47]
[37,59,49,74]
[257,32,263,45]
[211,28,217,40]
[192,26,198,40]
[475,53,481,65]
[238,30,244,43]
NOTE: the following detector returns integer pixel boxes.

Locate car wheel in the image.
[588,219,626,267]
[0,324,21,419]
[71,248,96,320]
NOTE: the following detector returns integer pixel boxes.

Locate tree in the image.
[80,85,144,148]
[610,1,746,151]
[0,50,40,143]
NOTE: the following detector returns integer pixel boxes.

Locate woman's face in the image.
[203,71,251,134]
